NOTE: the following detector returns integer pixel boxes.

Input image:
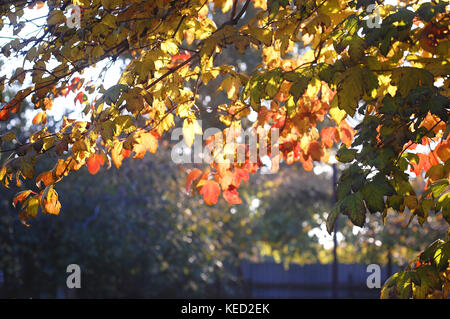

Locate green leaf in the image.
[114,115,136,135]
[96,84,128,107]
[417,2,447,22]
[433,246,449,271]
[289,76,310,103]
[438,193,450,224]
[341,192,366,227]
[337,67,364,116]
[430,180,449,198]
[336,146,356,163]
[420,239,444,262]
[265,71,283,99]
[395,272,412,299]
[47,10,66,26]
[316,63,334,84]
[415,265,441,291]
[388,195,404,211]
[362,183,385,214]
[391,67,434,98]
[326,204,340,234]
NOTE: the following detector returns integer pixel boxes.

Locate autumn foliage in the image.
[0,0,449,298]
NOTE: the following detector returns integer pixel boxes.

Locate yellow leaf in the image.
[253,0,267,10]
[329,104,347,125]
[306,77,321,97]
[248,25,273,46]
[41,186,61,215]
[220,0,234,13]
[183,118,202,148]
[132,131,158,158]
[157,113,175,135]
[161,39,179,56]
[26,197,40,218]
[111,139,124,168]
[176,100,194,118]
[218,76,241,101]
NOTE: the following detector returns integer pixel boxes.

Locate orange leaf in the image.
[436,140,449,162]
[87,154,104,175]
[232,168,249,188]
[42,187,61,215]
[218,170,233,190]
[185,169,202,192]
[199,180,220,205]
[36,171,54,187]
[223,189,242,204]
[0,108,10,121]
[338,120,355,148]
[13,190,33,207]
[321,127,338,148]
[300,153,314,171]
[411,153,433,176]
[111,140,124,169]
[32,111,46,125]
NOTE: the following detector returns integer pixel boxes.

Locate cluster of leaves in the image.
[381,235,450,299]
[325,0,449,232]
[0,0,355,222]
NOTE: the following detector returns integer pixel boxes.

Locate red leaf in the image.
[171,52,191,64]
[74,92,84,105]
[185,169,202,192]
[122,149,131,158]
